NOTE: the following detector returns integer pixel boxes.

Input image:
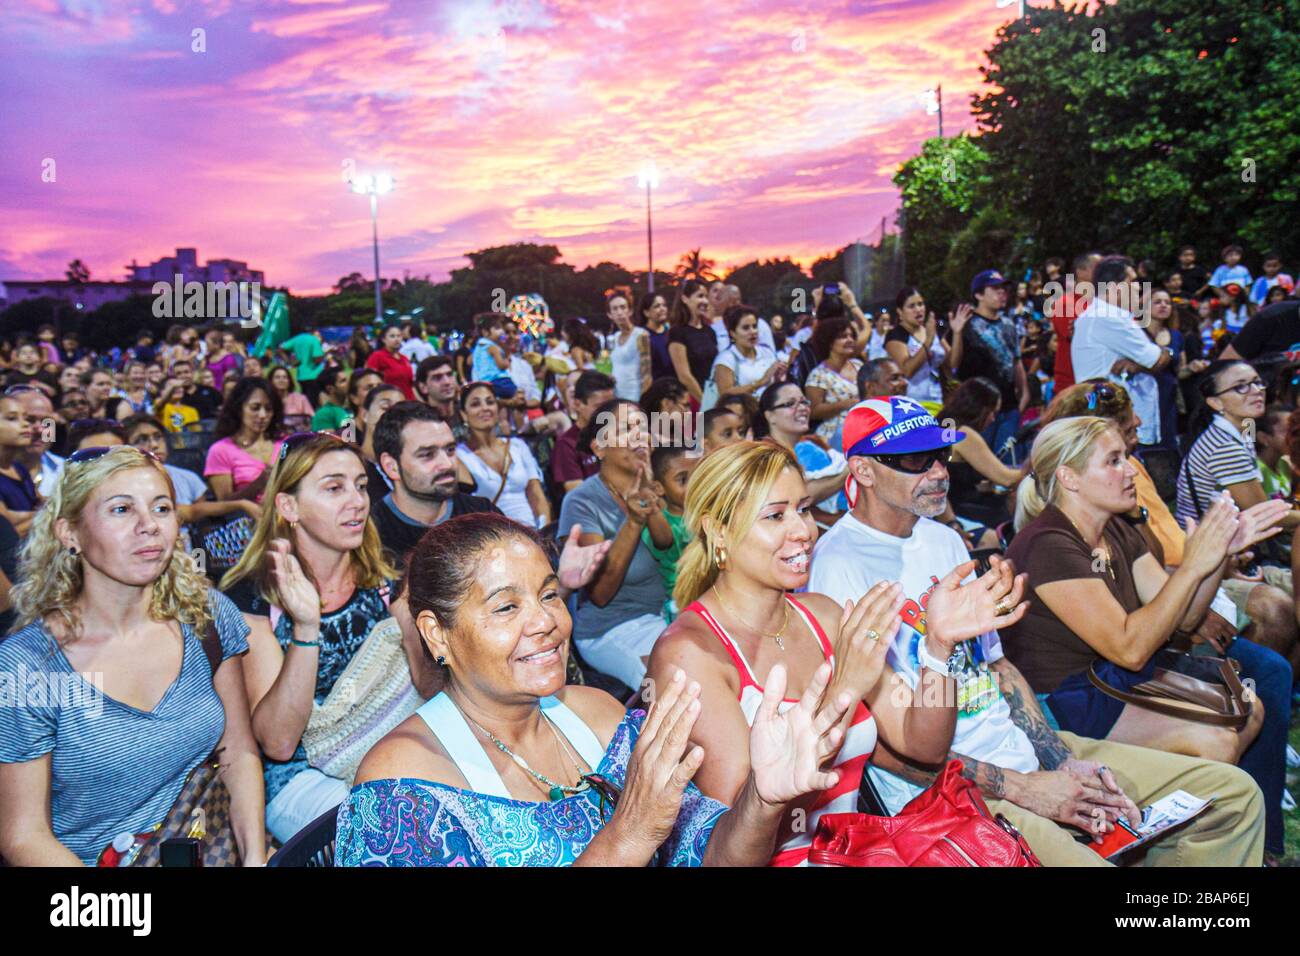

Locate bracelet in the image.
[290,637,320,648]
[916,634,956,677]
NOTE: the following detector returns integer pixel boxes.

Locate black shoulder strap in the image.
[200,620,223,677]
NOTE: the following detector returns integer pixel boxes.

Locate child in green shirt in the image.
[641,444,698,622]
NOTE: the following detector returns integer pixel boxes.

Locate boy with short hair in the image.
[641,443,698,621]
[701,406,743,455]
[1209,244,1252,299]
[1250,251,1295,306]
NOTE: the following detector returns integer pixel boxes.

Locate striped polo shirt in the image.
[0,590,249,864]
[1174,415,1260,527]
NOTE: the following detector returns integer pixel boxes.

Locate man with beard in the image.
[371,402,497,570]
[807,396,1265,866]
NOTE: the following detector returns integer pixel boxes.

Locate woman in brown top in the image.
[1002,417,1285,765]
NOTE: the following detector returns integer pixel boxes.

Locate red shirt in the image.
[365,348,415,400]
[1050,291,1089,392]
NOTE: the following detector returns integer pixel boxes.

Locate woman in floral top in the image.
[335,513,852,866]
[804,317,864,445]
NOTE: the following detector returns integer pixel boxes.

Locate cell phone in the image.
[160,837,201,867]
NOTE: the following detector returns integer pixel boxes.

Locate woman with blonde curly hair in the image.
[221,431,401,842]
[0,446,265,865]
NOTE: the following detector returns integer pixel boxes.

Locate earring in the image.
[68,546,79,556]
[714,545,728,570]
[289,520,298,530]
[435,655,447,666]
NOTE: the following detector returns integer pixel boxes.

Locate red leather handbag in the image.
[808,759,1042,867]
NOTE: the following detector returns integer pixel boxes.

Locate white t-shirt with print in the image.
[808,511,1037,812]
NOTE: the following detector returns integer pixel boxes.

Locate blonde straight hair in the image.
[673,439,802,609]
[221,434,396,607]
[1014,416,1119,530]
[10,446,213,640]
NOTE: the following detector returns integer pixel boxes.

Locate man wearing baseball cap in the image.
[806,396,1263,865]
[954,269,1025,464]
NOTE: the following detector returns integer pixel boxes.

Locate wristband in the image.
[916,634,956,677]
[291,637,321,648]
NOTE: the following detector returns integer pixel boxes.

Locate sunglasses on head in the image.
[1083,382,1119,411]
[67,445,161,465]
[3,384,43,397]
[278,431,349,461]
[869,446,952,474]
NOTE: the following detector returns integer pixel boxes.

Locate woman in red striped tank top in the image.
[647,441,1000,865]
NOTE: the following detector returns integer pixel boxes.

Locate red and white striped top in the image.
[685,594,876,866]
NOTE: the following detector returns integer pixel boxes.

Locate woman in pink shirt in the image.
[204,376,285,503]
[268,365,314,431]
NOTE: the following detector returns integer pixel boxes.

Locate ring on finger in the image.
[866,629,880,642]
[994,599,1011,616]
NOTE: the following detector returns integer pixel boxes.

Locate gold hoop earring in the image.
[714,545,728,570]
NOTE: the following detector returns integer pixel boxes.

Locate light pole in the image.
[996,0,1028,17]
[349,172,394,323]
[923,86,943,137]
[637,160,659,293]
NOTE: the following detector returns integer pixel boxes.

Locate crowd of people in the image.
[1,240,1299,867]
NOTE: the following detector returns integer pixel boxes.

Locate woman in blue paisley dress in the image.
[222,432,408,844]
[336,513,853,866]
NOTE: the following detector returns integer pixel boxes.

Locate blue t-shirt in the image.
[471,338,508,383]
[0,590,250,864]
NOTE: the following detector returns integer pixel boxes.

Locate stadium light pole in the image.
[349,173,395,322]
[637,161,659,293]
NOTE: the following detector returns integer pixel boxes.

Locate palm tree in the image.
[674,248,718,282]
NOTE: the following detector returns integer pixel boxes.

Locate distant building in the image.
[0,279,156,311]
[1,247,266,313]
[126,247,265,285]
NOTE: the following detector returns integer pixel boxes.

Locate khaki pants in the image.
[1220,569,1293,629]
[985,733,1264,867]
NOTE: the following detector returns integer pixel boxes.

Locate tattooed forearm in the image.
[882,747,1007,800]
[994,660,1072,771]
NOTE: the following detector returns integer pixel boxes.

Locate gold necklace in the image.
[711,584,790,651]
[1061,509,1115,580]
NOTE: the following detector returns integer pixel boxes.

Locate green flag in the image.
[251,291,290,357]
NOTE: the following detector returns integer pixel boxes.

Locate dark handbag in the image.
[808,760,1042,867]
[1087,647,1252,729]
[130,624,249,867]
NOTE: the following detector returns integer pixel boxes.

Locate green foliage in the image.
[898,0,1300,307]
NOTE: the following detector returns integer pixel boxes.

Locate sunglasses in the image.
[870,446,952,475]
[278,431,349,461]
[67,445,161,465]
[582,773,622,823]
[1214,378,1265,397]
[1084,382,1119,411]
[3,384,44,396]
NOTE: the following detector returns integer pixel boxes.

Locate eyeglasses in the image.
[771,397,812,411]
[1214,378,1265,397]
[870,447,952,475]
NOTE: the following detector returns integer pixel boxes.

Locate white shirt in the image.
[400,338,437,364]
[809,511,1037,813]
[507,354,541,403]
[457,438,546,528]
[1071,297,1162,381]
[711,343,778,398]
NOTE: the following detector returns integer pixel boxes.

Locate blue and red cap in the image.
[842,396,965,458]
[840,397,964,506]
[970,269,1011,297]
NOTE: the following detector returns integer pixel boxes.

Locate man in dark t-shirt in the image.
[1221,298,1300,361]
[958,270,1026,461]
[370,401,498,570]
[552,371,614,493]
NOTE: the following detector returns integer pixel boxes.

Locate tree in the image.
[334,272,369,293]
[674,248,718,282]
[65,259,90,283]
[724,258,807,317]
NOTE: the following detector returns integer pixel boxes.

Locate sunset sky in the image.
[2,0,1017,295]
